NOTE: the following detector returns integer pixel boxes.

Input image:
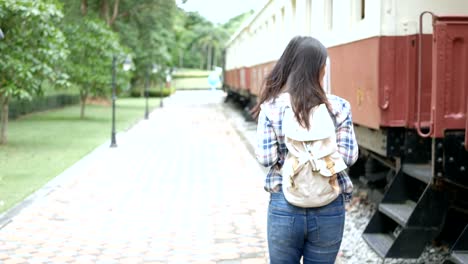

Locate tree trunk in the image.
[80,89,88,119]
[206,45,212,70]
[0,95,9,145]
[100,0,110,25]
[81,0,88,15]
[199,53,203,69]
[212,46,216,68]
[109,0,120,26]
[179,49,184,68]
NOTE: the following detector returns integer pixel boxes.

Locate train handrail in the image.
[416,11,437,138]
[466,101,468,151]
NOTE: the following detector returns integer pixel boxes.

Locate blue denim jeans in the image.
[267,190,345,264]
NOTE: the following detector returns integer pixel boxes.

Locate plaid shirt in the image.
[255,93,358,201]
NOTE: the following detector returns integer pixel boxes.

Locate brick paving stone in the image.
[95,256,119,263]
[31,251,55,258]
[50,255,77,263]
[0,252,10,259]
[217,260,241,264]
[0,243,17,251]
[241,258,267,264]
[3,257,27,264]
[0,91,269,263]
[73,255,97,262]
[94,257,119,264]
[27,258,51,264]
[70,260,95,264]
[239,246,265,254]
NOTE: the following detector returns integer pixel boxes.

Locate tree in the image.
[171,11,218,69]
[62,0,178,94]
[0,0,68,144]
[222,10,255,35]
[111,0,177,94]
[62,19,130,119]
[170,9,252,70]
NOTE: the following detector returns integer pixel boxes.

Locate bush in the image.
[2,94,80,120]
[172,74,209,79]
[130,87,176,98]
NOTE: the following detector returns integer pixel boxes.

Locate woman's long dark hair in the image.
[251,36,329,129]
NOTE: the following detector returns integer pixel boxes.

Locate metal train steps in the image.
[379,200,416,226]
[363,163,447,259]
[402,163,432,184]
[362,233,394,258]
[449,252,468,264]
[446,225,468,264]
[362,219,437,258]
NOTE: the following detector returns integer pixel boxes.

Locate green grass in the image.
[0,98,160,213]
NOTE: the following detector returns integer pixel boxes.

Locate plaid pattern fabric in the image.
[255,93,358,201]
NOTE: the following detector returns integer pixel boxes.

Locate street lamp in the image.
[110,54,132,148]
[145,64,159,119]
[160,68,171,108]
[144,69,150,120]
[0,28,4,40]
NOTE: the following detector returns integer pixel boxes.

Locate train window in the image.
[325,0,333,31]
[291,0,297,32]
[306,0,312,35]
[361,0,365,20]
[291,0,297,18]
[281,7,286,42]
[281,7,285,23]
[353,0,365,22]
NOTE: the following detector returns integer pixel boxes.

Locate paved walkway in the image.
[0,91,269,264]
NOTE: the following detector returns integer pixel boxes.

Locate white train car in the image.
[224,1,468,262]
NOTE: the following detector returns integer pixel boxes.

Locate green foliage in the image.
[61,18,130,100]
[3,94,80,120]
[60,0,178,96]
[113,0,177,88]
[171,9,254,70]
[0,0,69,100]
[222,10,255,35]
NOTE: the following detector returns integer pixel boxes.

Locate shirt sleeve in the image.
[335,101,359,167]
[255,108,279,167]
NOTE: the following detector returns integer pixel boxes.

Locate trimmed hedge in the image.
[130,87,175,98]
[2,94,80,120]
[172,74,209,79]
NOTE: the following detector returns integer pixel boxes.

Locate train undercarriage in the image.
[354,125,468,263]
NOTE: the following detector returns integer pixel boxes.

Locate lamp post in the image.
[160,68,171,108]
[159,73,164,108]
[144,69,149,119]
[145,64,159,119]
[110,54,132,148]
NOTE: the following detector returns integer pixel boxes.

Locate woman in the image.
[253,36,358,263]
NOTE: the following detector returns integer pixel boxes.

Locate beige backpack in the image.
[281,103,347,208]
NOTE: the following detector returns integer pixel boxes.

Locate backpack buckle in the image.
[289,176,296,189]
[310,158,320,172]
